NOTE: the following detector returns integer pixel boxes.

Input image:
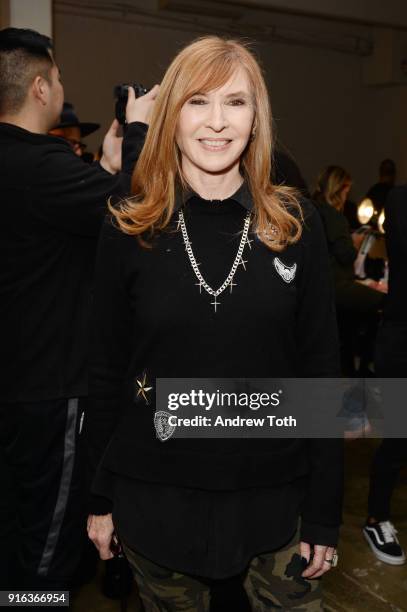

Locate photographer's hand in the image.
[100,118,122,174]
[126,83,160,125]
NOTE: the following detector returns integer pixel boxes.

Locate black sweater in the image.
[88,184,344,546]
[0,121,147,402]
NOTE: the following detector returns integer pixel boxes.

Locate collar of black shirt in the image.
[174,180,253,212]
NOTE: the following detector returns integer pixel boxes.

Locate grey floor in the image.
[73,439,407,612]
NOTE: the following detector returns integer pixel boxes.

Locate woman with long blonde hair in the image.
[313,165,384,375]
[313,165,352,212]
[87,36,343,610]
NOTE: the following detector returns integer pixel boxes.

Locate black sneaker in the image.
[363,520,406,565]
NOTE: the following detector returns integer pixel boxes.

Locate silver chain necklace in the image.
[178,209,252,312]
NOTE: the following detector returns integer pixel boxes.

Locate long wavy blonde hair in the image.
[111,36,302,250]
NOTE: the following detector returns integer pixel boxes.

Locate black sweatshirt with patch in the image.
[87,184,344,566]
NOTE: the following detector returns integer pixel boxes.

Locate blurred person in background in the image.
[366,159,397,211]
[49,101,100,157]
[363,185,407,566]
[273,147,310,197]
[313,166,384,375]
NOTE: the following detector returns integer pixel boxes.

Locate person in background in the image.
[0,26,158,594]
[366,159,397,211]
[50,104,140,598]
[363,185,407,566]
[313,166,384,375]
[49,101,100,157]
[273,147,310,197]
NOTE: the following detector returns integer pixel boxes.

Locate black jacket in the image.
[384,186,407,324]
[88,184,344,546]
[316,200,357,286]
[0,121,147,402]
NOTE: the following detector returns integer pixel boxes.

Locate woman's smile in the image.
[198,138,233,152]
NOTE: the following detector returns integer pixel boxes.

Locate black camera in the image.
[114,83,149,125]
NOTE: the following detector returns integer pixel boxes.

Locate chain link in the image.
[178,209,251,298]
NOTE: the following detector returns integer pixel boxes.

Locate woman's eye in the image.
[188,98,207,105]
[228,99,246,106]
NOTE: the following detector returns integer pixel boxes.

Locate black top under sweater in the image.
[87,183,344,577]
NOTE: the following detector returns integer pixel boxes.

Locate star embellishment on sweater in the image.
[136,372,153,404]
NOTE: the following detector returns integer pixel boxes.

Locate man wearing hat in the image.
[49,102,100,157]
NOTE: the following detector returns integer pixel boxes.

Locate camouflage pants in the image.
[123,529,323,612]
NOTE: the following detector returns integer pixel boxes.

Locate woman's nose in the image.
[206,102,227,132]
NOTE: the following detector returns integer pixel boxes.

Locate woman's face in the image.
[176,68,255,178]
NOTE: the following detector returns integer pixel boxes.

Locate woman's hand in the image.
[300,541,337,578]
[87,513,115,560]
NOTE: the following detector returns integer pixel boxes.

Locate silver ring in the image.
[324,552,338,567]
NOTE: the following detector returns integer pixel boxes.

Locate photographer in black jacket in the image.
[0,27,157,591]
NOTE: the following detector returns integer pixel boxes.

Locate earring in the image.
[250,128,256,141]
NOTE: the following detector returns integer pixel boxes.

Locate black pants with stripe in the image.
[0,398,88,591]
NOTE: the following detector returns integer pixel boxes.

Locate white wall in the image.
[53,10,407,200]
[10,0,52,36]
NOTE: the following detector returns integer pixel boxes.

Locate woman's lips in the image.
[198,138,232,152]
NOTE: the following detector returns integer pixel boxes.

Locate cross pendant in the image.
[195,281,203,294]
[229,280,237,293]
[246,237,253,250]
[211,295,220,313]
